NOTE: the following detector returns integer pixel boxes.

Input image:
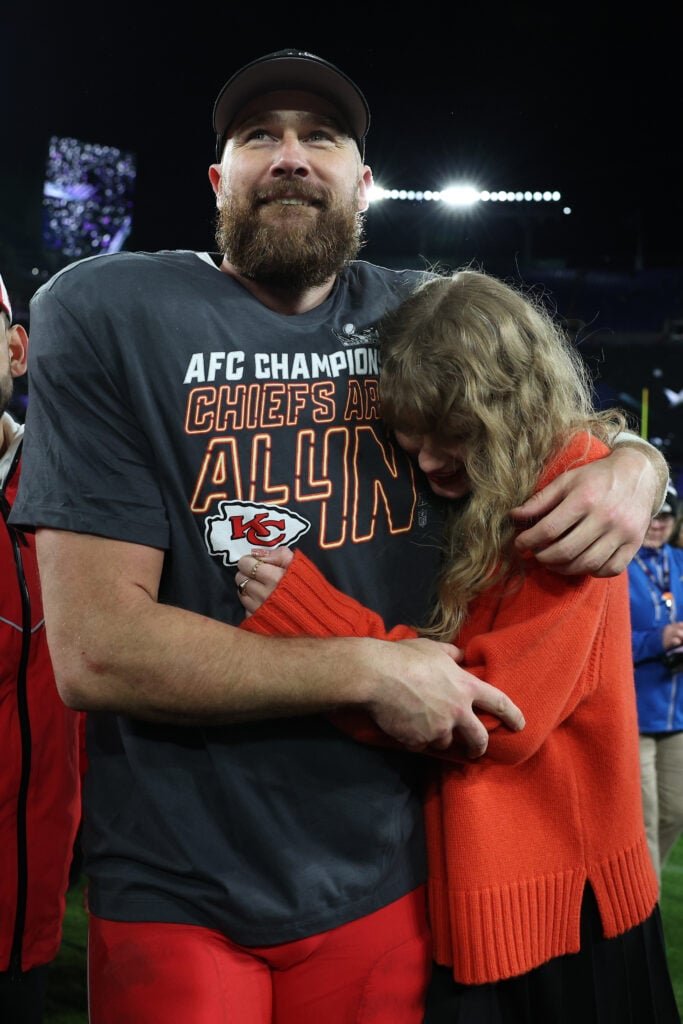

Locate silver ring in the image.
[237,578,249,595]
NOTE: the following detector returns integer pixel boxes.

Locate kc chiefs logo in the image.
[204,500,311,566]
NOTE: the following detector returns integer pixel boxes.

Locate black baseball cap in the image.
[660,484,679,517]
[0,273,12,322]
[212,49,370,161]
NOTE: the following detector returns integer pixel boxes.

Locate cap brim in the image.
[0,275,12,322]
[213,52,369,157]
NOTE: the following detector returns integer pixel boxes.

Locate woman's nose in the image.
[417,446,445,472]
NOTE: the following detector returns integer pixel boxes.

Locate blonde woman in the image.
[235,270,679,1024]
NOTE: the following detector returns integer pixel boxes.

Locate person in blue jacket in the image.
[628,483,683,881]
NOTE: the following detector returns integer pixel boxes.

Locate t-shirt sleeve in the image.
[10,277,170,548]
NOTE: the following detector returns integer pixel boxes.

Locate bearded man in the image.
[11,50,669,1024]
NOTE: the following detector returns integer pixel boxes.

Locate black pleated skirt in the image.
[423,886,680,1024]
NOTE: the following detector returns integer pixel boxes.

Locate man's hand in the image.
[237,585,524,756]
[237,548,525,758]
[511,444,668,577]
[362,637,525,758]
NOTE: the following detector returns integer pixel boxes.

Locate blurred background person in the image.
[669,501,683,548]
[628,483,683,881]
[0,273,81,1024]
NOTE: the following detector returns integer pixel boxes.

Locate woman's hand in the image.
[663,622,683,650]
[235,547,294,615]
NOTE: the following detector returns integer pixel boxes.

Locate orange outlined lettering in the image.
[192,425,416,543]
[190,437,243,512]
[310,382,336,422]
[249,434,289,505]
[185,387,217,434]
[351,426,415,542]
[185,382,338,433]
[342,378,381,422]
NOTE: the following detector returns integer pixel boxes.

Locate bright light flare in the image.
[440,185,480,207]
[367,184,562,206]
[367,184,388,203]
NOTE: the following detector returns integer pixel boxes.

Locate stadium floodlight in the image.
[368,184,562,206]
[440,185,480,207]
[367,184,388,202]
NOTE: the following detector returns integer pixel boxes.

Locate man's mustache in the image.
[250,183,329,209]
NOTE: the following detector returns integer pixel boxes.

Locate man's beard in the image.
[215,181,365,290]
[0,375,12,420]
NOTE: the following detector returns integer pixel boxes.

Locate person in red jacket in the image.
[0,273,82,1024]
[235,270,680,1023]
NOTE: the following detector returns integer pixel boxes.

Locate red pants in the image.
[88,886,431,1023]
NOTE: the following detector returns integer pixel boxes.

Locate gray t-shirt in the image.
[11,250,445,943]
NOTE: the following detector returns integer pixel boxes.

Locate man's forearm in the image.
[613,432,669,513]
[36,528,524,751]
[36,528,374,723]
[46,589,378,723]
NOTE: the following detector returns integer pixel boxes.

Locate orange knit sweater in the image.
[242,434,658,984]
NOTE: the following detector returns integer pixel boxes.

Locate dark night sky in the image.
[3,5,681,279]
[3,6,683,463]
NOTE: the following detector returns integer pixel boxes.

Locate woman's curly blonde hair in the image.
[379,269,627,640]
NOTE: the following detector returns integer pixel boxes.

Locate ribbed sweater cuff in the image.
[428,834,659,985]
[429,869,585,985]
[240,550,416,641]
[589,833,659,936]
[239,550,359,637]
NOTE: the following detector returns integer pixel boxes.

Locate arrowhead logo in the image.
[204,500,311,566]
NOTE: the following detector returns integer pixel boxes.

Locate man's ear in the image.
[208,164,222,201]
[357,165,374,213]
[8,324,28,378]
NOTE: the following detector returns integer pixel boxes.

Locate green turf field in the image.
[662,836,683,1017]
[44,841,683,1022]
